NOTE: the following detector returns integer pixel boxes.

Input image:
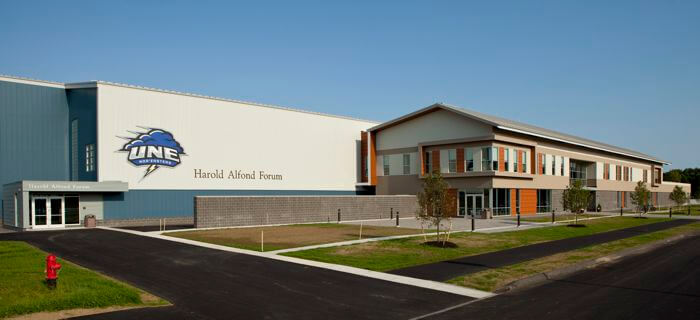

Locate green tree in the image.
[665,170,682,182]
[561,180,591,225]
[416,172,453,243]
[669,185,689,213]
[630,181,651,216]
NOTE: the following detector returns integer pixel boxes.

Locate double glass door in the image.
[458,191,483,217]
[32,197,64,228]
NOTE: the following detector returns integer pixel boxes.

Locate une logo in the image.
[119,128,185,179]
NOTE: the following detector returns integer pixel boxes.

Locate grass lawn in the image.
[165,223,427,252]
[448,221,700,292]
[282,217,665,272]
[669,205,700,216]
[519,213,604,223]
[0,241,168,318]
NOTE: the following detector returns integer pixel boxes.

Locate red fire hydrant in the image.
[45,254,62,289]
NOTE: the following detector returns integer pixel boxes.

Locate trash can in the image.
[84,214,96,228]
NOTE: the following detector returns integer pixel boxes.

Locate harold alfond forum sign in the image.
[119,127,284,183]
[97,83,372,191]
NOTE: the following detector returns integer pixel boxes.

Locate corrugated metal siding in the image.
[103,189,357,219]
[0,80,69,187]
[67,88,98,181]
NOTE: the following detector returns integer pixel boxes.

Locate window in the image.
[383,156,390,176]
[71,119,78,180]
[403,154,410,175]
[604,163,610,180]
[654,168,661,184]
[624,167,629,181]
[513,151,519,173]
[540,154,546,174]
[616,165,622,181]
[424,152,432,174]
[491,147,499,171]
[85,143,96,173]
[569,160,587,184]
[504,149,510,172]
[560,156,565,176]
[552,155,556,176]
[537,189,552,213]
[448,149,457,173]
[643,169,648,183]
[523,151,528,173]
[481,147,491,171]
[466,149,474,172]
[492,188,511,216]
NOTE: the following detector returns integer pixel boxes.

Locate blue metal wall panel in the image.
[67,88,98,181]
[0,81,69,187]
[102,189,356,219]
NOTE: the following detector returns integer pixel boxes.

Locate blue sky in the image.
[1,1,698,169]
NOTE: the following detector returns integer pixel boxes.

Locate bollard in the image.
[551,211,555,224]
[670,207,672,219]
[620,207,623,216]
[396,211,400,227]
[517,209,521,227]
[337,209,341,223]
[390,208,393,220]
[471,213,475,231]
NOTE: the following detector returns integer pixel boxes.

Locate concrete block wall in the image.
[194,195,418,228]
[100,216,194,227]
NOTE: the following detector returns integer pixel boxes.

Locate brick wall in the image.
[194,196,418,228]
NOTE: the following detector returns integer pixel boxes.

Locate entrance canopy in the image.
[2,180,128,230]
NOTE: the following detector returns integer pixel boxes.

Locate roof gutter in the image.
[497,126,670,165]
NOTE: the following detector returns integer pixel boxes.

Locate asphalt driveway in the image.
[424,234,700,319]
[0,229,468,319]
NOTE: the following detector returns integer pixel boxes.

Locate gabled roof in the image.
[369,103,668,165]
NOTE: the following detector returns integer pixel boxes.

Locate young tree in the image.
[669,185,689,214]
[631,181,651,216]
[561,180,591,225]
[416,172,454,243]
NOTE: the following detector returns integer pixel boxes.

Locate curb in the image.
[495,231,700,294]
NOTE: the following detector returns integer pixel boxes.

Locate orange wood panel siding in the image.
[432,150,440,174]
[517,150,523,173]
[537,153,543,175]
[370,133,377,185]
[446,188,458,217]
[530,148,536,174]
[456,148,464,173]
[360,131,368,183]
[622,191,626,208]
[510,189,517,215]
[498,147,505,172]
[520,189,537,214]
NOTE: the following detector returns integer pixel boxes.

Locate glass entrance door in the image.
[458,191,484,217]
[466,195,483,217]
[32,197,64,228]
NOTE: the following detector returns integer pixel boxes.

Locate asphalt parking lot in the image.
[0,229,468,319]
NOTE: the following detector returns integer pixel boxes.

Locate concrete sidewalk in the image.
[389,219,695,282]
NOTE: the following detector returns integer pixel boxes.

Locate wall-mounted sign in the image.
[119,128,185,180]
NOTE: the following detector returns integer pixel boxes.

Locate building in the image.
[1,75,690,230]
[1,75,377,230]
[361,103,690,217]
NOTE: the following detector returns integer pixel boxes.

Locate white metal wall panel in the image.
[97,84,375,190]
